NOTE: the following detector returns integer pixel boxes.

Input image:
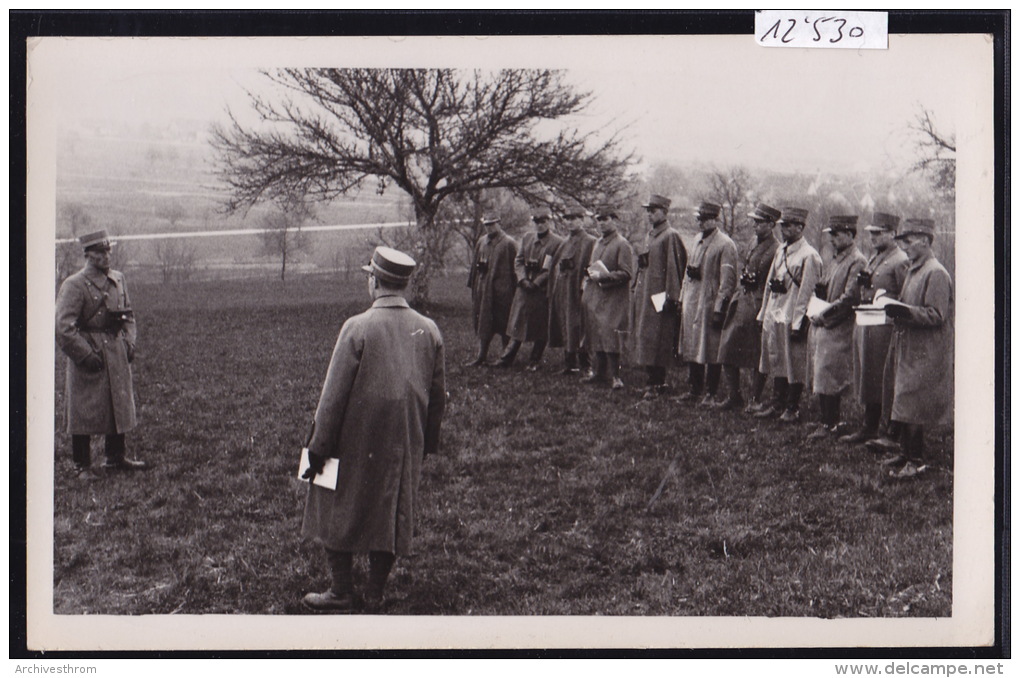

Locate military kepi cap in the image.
[895,218,936,240]
[79,229,112,251]
[642,194,672,210]
[694,201,722,219]
[865,212,901,233]
[747,203,781,222]
[779,207,809,225]
[563,205,587,218]
[532,206,553,221]
[362,246,417,284]
[822,215,859,235]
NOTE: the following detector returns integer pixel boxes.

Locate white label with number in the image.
[755,11,888,50]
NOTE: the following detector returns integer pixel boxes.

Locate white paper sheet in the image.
[297,447,340,490]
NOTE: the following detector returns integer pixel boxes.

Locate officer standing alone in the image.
[55,229,146,475]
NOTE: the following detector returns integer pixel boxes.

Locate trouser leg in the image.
[773,377,789,408]
[477,335,494,362]
[723,365,741,399]
[606,353,621,379]
[902,424,925,463]
[594,352,608,378]
[325,549,354,596]
[787,382,804,412]
[72,435,91,468]
[705,364,722,397]
[528,340,546,363]
[367,551,396,605]
[105,434,126,463]
[564,351,577,369]
[831,395,842,427]
[688,363,705,395]
[646,366,666,387]
[751,371,767,402]
[863,403,882,434]
[579,350,591,370]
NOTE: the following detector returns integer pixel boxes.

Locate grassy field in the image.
[52,273,953,617]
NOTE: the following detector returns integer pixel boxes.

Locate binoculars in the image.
[814,283,828,299]
[558,258,575,272]
[637,253,650,269]
[739,271,758,289]
[686,265,702,281]
[768,278,788,294]
[856,270,873,287]
[476,261,489,274]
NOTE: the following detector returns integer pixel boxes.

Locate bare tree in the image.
[709,167,754,237]
[910,107,956,200]
[259,198,313,281]
[212,68,633,303]
[154,239,198,283]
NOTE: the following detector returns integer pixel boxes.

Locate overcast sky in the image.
[35,33,986,177]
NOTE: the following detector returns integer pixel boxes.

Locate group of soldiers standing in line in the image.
[466,195,954,479]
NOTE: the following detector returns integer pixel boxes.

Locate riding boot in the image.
[72,435,91,468]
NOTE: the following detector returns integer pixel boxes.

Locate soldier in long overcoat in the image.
[678,202,738,405]
[495,207,564,369]
[630,194,687,393]
[547,205,596,374]
[838,212,909,444]
[877,219,953,477]
[55,229,145,474]
[755,207,822,422]
[718,204,780,411]
[805,216,867,440]
[581,205,634,389]
[465,214,518,366]
[302,247,446,612]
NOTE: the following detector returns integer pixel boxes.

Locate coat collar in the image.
[83,264,115,287]
[372,295,410,309]
[832,244,859,264]
[649,221,670,238]
[906,251,935,273]
[697,227,719,246]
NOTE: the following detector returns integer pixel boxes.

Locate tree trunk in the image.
[409,208,441,307]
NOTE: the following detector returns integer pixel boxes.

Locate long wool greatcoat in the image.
[807,245,867,395]
[851,246,909,405]
[507,230,564,343]
[467,230,518,339]
[302,296,446,556]
[547,229,596,352]
[679,228,738,365]
[886,253,954,426]
[55,264,137,435]
[757,237,823,384]
[629,222,687,368]
[581,229,634,354]
[718,234,779,369]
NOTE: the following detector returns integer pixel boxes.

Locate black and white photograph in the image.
[22,19,1000,652]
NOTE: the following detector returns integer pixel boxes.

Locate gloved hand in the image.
[789,321,809,342]
[81,352,104,372]
[712,311,725,329]
[661,297,677,314]
[125,341,136,363]
[884,303,911,320]
[302,451,328,480]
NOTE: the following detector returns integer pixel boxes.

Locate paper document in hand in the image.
[806,295,832,321]
[651,292,667,313]
[587,259,610,279]
[541,253,553,270]
[298,447,340,490]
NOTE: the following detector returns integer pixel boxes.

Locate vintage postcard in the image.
[24,29,997,651]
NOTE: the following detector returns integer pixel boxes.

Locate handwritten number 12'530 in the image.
[760,17,866,44]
